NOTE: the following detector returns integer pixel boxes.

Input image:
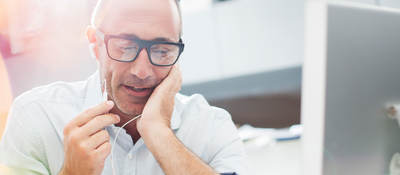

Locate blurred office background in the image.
[1,0,400,174]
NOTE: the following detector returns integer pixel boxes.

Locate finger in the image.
[73,101,114,127]
[167,65,182,93]
[86,129,110,149]
[170,65,182,84]
[174,65,182,90]
[168,64,180,81]
[156,65,182,94]
[95,141,112,160]
[80,113,120,135]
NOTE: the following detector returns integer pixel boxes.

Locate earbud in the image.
[89,44,96,58]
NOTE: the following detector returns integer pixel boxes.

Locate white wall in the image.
[333,0,400,7]
[180,0,305,84]
[179,8,222,84]
[381,0,400,8]
[214,0,304,79]
[5,0,306,95]
[344,0,376,4]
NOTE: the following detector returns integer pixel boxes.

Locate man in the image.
[0,0,247,174]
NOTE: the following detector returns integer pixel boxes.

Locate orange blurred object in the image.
[0,0,8,35]
[0,54,13,140]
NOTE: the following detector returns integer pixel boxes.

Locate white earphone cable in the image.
[103,79,142,175]
[111,114,141,175]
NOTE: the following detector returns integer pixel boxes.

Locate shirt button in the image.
[128,154,132,159]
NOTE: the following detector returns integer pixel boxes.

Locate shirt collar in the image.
[83,70,183,130]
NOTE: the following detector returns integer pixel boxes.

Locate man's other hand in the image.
[59,101,120,175]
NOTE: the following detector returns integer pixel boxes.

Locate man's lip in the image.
[123,85,154,89]
[122,85,154,97]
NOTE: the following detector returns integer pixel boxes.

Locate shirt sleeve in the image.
[207,108,248,175]
[0,102,50,175]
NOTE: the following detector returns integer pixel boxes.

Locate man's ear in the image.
[86,26,99,59]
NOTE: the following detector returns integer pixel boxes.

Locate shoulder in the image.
[174,93,243,164]
[6,80,89,142]
[175,93,236,141]
[12,80,87,110]
[175,93,232,125]
[8,80,88,129]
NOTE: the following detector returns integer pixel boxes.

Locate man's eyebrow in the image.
[119,33,174,42]
[152,37,174,42]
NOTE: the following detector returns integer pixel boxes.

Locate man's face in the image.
[92,0,181,117]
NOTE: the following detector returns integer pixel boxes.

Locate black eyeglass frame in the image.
[96,29,185,67]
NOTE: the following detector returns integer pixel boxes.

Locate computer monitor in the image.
[302,1,400,175]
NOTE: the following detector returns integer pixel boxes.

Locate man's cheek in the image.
[155,67,172,77]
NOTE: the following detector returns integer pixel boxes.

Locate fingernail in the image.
[106,101,114,106]
[114,115,120,122]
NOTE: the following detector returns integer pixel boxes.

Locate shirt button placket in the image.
[128,153,132,159]
[133,153,138,175]
[127,150,136,175]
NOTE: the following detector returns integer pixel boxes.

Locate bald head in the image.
[91,0,182,37]
[86,0,184,117]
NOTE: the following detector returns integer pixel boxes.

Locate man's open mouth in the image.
[122,84,154,97]
[124,85,152,92]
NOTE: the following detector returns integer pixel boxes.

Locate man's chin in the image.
[113,91,149,115]
[116,101,145,116]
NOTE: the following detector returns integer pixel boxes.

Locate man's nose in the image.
[129,49,153,80]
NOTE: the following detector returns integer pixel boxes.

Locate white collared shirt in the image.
[0,71,247,175]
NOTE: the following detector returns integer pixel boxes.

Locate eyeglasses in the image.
[96,29,184,66]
